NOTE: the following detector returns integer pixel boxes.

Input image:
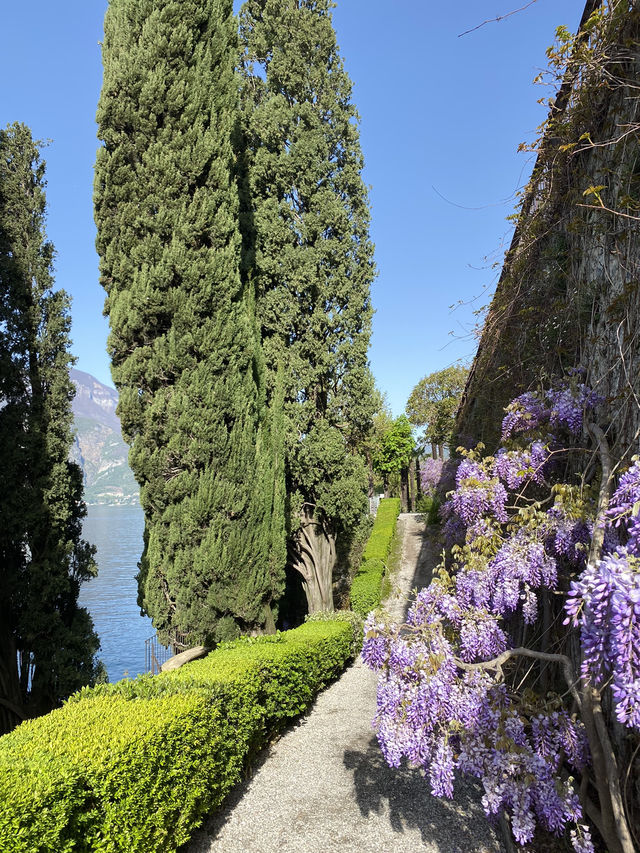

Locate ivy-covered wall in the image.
[457,1,640,464]
[454,3,640,844]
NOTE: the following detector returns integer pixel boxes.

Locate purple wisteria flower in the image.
[501,381,600,441]
[452,459,508,525]
[607,459,640,555]
[546,504,593,568]
[565,548,640,729]
[363,597,590,848]
[362,376,612,851]
[440,498,466,548]
[493,440,550,491]
[455,529,558,623]
[501,391,548,439]
[458,611,508,662]
[546,384,601,435]
[420,457,444,496]
[570,825,595,853]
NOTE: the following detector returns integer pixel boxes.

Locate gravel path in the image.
[184,513,504,853]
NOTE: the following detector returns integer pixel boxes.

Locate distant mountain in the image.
[70,369,139,506]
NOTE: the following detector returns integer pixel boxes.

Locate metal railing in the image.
[144,630,189,674]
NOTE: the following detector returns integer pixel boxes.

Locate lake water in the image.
[79,504,154,682]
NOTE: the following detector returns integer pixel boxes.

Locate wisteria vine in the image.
[362,377,640,852]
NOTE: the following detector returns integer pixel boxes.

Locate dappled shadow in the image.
[343,735,503,852]
[412,520,441,589]
[394,515,442,623]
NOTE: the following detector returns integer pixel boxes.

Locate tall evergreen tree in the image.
[95,0,285,644]
[239,0,376,612]
[0,123,99,734]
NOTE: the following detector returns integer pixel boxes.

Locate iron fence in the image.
[144,631,189,674]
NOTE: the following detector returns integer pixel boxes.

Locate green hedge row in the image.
[0,619,354,853]
[350,497,401,616]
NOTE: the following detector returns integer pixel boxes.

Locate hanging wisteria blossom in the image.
[360,376,637,852]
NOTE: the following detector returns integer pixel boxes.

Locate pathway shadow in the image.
[343,735,503,852]
[396,515,442,622]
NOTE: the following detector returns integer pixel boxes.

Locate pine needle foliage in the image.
[95,0,285,645]
[0,123,99,734]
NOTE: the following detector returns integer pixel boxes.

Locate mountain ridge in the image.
[70,369,139,506]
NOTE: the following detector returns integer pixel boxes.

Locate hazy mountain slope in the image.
[70,369,139,505]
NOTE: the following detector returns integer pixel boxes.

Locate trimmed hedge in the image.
[350,497,401,616]
[305,609,364,658]
[0,620,354,853]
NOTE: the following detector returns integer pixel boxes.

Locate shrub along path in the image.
[184,514,503,853]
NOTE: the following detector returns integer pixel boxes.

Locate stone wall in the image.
[457,2,640,463]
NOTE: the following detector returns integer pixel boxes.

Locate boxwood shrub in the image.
[0,620,354,853]
[350,497,401,616]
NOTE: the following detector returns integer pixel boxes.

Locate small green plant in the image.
[380,518,404,602]
[306,610,364,657]
[416,494,441,524]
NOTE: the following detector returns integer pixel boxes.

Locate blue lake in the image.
[79,504,154,683]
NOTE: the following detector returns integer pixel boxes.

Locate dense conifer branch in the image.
[95,0,286,644]
[0,123,99,732]
[239,0,375,613]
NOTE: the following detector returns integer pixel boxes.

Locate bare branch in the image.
[454,646,582,710]
[577,203,640,221]
[458,0,540,37]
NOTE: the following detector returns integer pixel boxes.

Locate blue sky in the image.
[0,0,584,415]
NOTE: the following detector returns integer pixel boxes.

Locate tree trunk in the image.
[431,443,437,459]
[0,622,25,736]
[400,467,410,512]
[438,444,445,460]
[408,457,415,510]
[366,452,374,498]
[415,455,422,499]
[289,504,336,614]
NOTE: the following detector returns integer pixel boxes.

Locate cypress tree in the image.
[239,0,376,612]
[0,123,99,734]
[95,0,285,644]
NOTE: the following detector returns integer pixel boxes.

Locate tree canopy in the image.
[372,415,415,482]
[93,0,376,635]
[95,0,286,644]
[406,365,468,455]
[240,0,376,612]
[0,123,99,733]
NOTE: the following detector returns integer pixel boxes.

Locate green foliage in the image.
[358,389,394,492]
[305,609,365,658]
[239,0,376,599]
[416,494,441,524]
[289,420,369,533]
[372,416,415,480]
[362,498,402,562]
[94,0,286,644]
[350,498,401,616]
[406,366,468,451]
[0,123,99,733]
[0,621,355,853]
[379,515,404,602]
[350,558,386,616]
